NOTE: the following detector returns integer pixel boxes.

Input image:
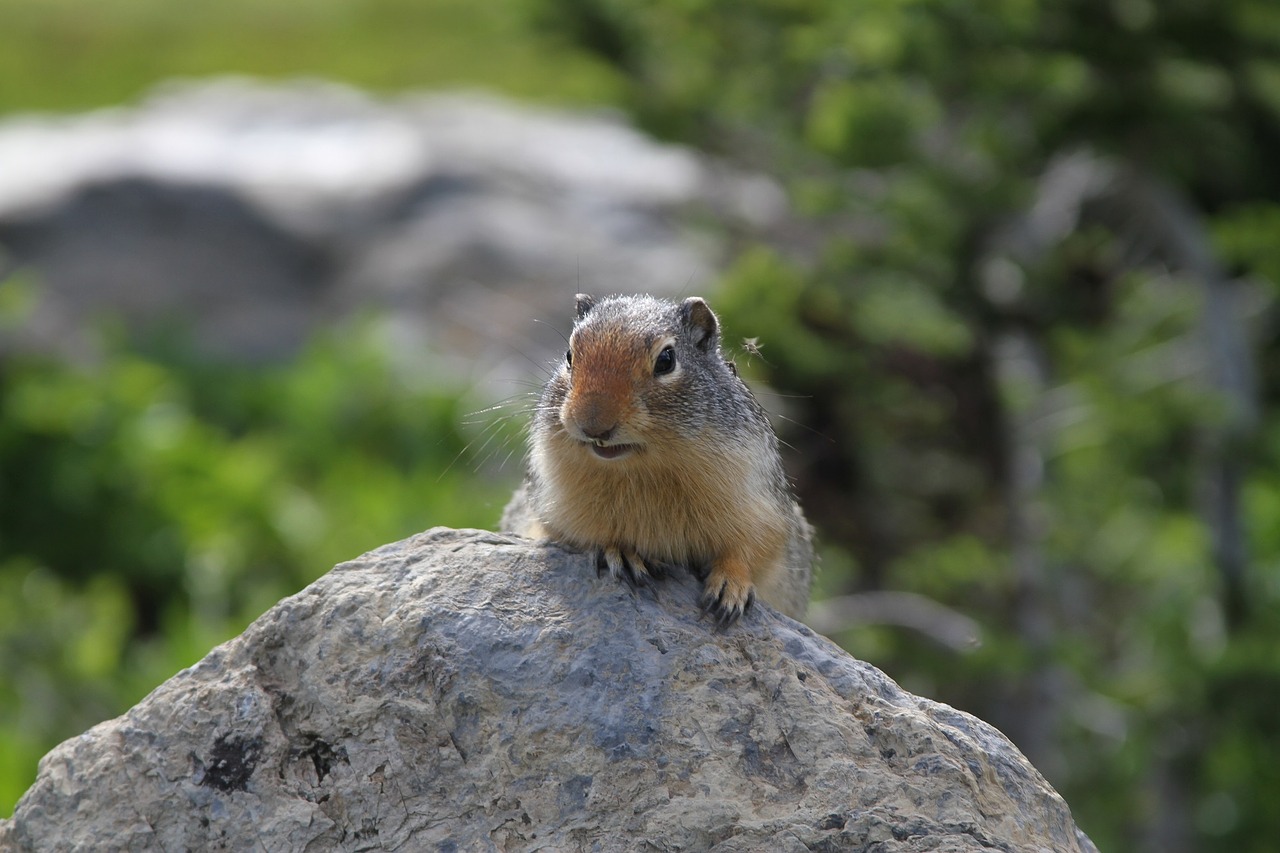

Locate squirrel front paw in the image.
[700,561,756,629]
[596,546,664,591]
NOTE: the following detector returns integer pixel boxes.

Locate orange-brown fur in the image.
[535,426,789,583]
[503,293,813,625]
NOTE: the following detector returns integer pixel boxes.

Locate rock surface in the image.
[0,528,1097,852]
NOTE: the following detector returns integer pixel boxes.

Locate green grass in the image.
[0,0,622,113]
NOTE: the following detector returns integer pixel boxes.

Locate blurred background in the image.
[2,1,1279,850]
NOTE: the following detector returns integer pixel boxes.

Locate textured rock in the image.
[0,528,1097,852]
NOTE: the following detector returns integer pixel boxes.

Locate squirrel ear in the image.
[575,294,596,321]
[680,297,719,351]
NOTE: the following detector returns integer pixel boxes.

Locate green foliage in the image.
[806,77,940,168]
[0,314,515,816]
[1214,202,1280,290]
[538,0,1280,848]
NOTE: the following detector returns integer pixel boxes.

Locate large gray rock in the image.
[0,528,1097,852]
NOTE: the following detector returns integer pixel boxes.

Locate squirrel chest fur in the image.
[501,293,813,626]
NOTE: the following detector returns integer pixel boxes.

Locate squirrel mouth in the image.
[588,440,636,460]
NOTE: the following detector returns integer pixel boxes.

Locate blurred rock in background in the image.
[0,78,784,372]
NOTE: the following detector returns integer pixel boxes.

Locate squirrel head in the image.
[553,293,724,461]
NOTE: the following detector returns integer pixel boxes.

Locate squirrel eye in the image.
[565,349,573,368]
[654,345,676,376]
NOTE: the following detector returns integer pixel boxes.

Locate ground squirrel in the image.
[501,293,814,626]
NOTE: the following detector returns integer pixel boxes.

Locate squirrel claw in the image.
[700,584,755,630]
[598,546,658,595]
[644,559,672,581]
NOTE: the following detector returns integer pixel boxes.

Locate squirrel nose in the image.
[565,395,621,442]
[580,423,616,442]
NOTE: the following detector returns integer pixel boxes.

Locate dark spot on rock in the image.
[354,817,379,841]
[719,716,806,792]
[797,671,807,682]
[913,754,949,775]
[557,774,593,812]
[565,668,594,688]
[819,813,846,830]
[297,735,348,782]
[199,734,263,792]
